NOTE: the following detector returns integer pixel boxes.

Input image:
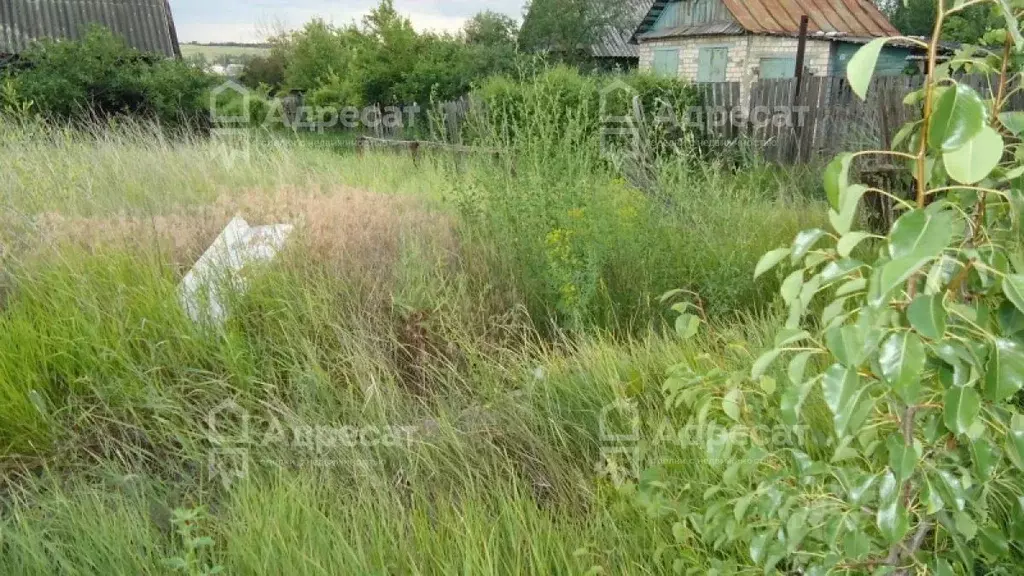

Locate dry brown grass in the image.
[14,186,454,281]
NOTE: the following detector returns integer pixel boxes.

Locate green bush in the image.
[449,67,823,333]
[3,27,215,128]
[468,67,706,152]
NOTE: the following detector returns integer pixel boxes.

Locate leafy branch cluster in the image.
[643,0,1024,573]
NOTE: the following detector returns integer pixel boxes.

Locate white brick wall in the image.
[638,35,834,106]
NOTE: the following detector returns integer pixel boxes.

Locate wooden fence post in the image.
[788,15,809,163]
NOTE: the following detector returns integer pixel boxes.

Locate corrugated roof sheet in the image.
[722,0,898,37]
[635,0,897,40]
[590,0,655,59]
[0,0,180,57]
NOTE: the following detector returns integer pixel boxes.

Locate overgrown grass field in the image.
[0,104,829,574]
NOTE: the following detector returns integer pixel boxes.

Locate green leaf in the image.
[780,269,803,304]
[998,111,1024,136]
[752,348,784,379]
[955,511,978,541]
[774,328,811,347]
[843,530,870,559]
[754,247,791,279]
[998,300,1024,337]
[887,434,920,482]
[876,470,910,544]
[933,469,966,511]
[996,0,1024,49]
[979,525,1010,558]
[934,558,955,576]
[944,386,981,436]
[791,229,827,263]
[836,278,867,297]
[848,472,878,505]
[873,255,931,306]
[889,208,954,261]
[723,389,742,422]
[846,37,888,100]
[1007,423,1024,472]
[675,313,700,340]
[971,438,996,481]
[908,294,947,340]
[822,296,849,327]
[829,184,869,235]
[891,120,920,151]
[879,332,925,404]
[1002,274,1024,314]
[782,380,815,427]
[923,477,944,514]
[822,364,866,437]
[785,509,809,552]
[749,533,768,564]
[787,351,813,385]
[672,522,686,543]
[734,494,754,522]
[985,338,1024,401]
[826,324,868,367]
[944,125,1004,185]
[929,83,986,152]
[823,153,854,211]
[837,231,872,258]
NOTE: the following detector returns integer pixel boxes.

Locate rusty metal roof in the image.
[0,0,181,57]
[722,0,898,37]
[636,0,897,40]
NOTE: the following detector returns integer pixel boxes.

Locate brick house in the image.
[633,0,907,99]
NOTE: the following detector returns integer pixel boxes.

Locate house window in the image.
[652,48,680,78]
[696,47,728,82]
[759,56,796,79]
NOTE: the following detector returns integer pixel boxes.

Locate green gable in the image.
[648,0,735,32]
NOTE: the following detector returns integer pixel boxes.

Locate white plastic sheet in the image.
[179,215,293,325]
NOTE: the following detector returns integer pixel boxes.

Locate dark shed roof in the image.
[590,0,656,59]
[0,0,181,57]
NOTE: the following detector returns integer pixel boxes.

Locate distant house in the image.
[521,0,657,68]
[0,0,181,58]
[632,0,909,86]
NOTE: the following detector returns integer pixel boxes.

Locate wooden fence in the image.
[696,73,1024,163]
[352,73,1023,165]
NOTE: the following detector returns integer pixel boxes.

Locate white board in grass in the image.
[179,215,293,325]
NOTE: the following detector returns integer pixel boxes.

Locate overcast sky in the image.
[169,0,525,43]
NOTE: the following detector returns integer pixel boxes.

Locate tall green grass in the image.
[0,105,828,574]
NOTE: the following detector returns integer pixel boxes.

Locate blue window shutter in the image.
[653,49,679,77]
[759,57,796,79]
[697,48,727,82]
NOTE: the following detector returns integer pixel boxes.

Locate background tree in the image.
[518,0,629,63]
[879,0,1001,43]
[463,11,519,47]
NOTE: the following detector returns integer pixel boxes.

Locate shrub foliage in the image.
[2,27,215,128]
[644,1,1024,573]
